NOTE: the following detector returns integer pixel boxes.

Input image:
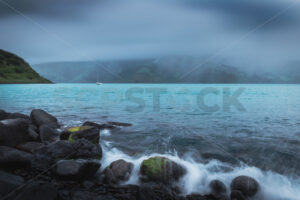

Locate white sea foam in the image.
[100,143,300,200]
[101,129,111,136]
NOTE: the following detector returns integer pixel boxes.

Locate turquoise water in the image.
[1,83,300,199]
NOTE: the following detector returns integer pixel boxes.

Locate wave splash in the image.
[101,139,300,200]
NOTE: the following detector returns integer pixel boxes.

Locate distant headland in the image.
[0,49,51,84]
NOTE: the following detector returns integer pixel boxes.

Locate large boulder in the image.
[104,159,134,184]
[0,110,28,120]
[17,142,45,153]
[140,156,186,184]
[33,139,102,169]
[209,179,226,195]
[30,109,59,129]
[0,171,25,196]
[0,146,32,168]
[230,176,259,197]
[15,182,58,200]
[7,112,29,120]
[67,126,100,144]
[39,124,59,144]
[0,119,35,147]
[230,190,246,200]
[54,159,100,180]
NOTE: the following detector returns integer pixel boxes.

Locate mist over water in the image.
[0,0,300,76]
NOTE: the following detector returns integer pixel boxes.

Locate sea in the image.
[1,83,300,200]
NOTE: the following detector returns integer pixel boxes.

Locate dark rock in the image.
[0,146,32,168]
[68,126,100,144]
[0,118,34,147]
[140,156,186,184]
[230,176,259,197]
[15,182,58,200]
[0,110,9,120]
[60,130,71,140]
[39,124,59,143]
[54,159,100,180]
[71,139,102,160]
[186,193,207,200]
[230,190,246,200]
[209,180,226,195]
[17,142,45,153]
[28,125,39,141]
[72,191,117,200]
[33,139,102,169]
[107,121,132,127]
[83,121,116,130]
[137,184,177,200]
[7,112,30,120]
[0,170,24,196]
[104,159,134,184]
[30,109,60,129]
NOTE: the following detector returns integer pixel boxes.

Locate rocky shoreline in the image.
[0,109,260,200]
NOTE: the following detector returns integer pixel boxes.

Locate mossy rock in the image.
[67,126,90,133]
[67,126,90,143]
[66,126,100,144]
[140,156,186,184]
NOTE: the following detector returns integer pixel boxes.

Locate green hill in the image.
[0,49,51,83]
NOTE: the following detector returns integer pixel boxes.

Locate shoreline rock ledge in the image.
[0,108,261,200]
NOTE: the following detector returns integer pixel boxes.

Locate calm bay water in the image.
[1,83,300,199]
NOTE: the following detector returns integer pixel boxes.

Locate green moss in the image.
[67,126,89,133]
[67,126,90,143]
[141,157,168,178]
[68,134,76,143]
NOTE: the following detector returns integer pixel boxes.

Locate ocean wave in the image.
[100,142,300,200]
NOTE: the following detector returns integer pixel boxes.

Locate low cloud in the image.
[0,0,299,72]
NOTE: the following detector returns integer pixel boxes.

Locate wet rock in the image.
[15,182,58,200]
[72,191,117,200]
[137,184,178,200]
[186,193,207,200]
[209,180,226,195]
[0,118,34,147]
[0,109,9,120]
[54,159,100,180]
[39,124,59,143]
[33,139,102,169]
[104,159,134,184]
[67,126,100,144]
[107,121,132,127]
[230,176,259,197]
[17,142,45,153]
[83,121,116,130]
[140,156,186,184]
[71,139,102,160]
[60,130,71,140]
[7,112,30,120]
[30,109,60,129]
[0,146,32,168]
[0,171,24,196]
[28,125,39,141]
[230,190,246,200]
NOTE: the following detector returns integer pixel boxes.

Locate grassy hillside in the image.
[0,49,51,83]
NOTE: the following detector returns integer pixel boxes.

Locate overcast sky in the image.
[0,0,300,69]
